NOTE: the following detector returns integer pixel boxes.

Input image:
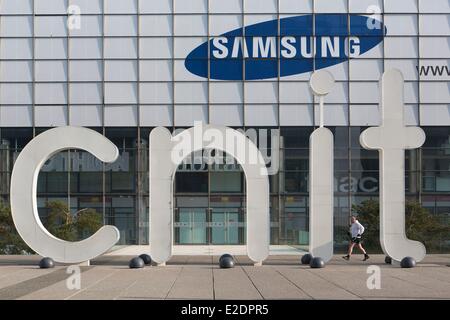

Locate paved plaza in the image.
[0,255,448,300]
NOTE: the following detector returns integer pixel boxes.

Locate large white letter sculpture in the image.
[10,127,120,264]
[150,124,270,266]
[360,69,426,263]
[308,70,335,262]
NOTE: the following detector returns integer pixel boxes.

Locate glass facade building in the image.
[0,0,449,252]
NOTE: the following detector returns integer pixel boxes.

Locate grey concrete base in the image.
[0,255,449,300]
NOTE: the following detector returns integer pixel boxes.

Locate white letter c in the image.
[10,127,120,264]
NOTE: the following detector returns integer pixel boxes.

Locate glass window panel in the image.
[174,105,208,126]
[104,106,138,127]
[35,38,68,59]
[69,83,103,104]
[284,171,309,193]
[209,15,242,36]
[140,60,173,82]
[384,0,417,13]
[0,39,33,60]
[279,0,312,13]
[175,172,208,193]
[174,83,208,104]
[105,60,138,82]
[0,84,33,104]
[420,83,449,104]
[140,15,172,36]
[174,59,208,82]
[349,60,383,81]
[69,105,103,126]
[0,61,33,82]
[350,82,379,103]
[279,82,313,104]
[69,38,102,59]
[104,83,138,104]
[245,105,279,126]
[139,0,172,13]
[209,0,242,13]
[69,0,102,14]
[104,38,137,59]
[35,83,68,105]
[281,127,313,148]
[174,15,207,36]
[69,15,102,36]
[0,0,33,14]
[140,83,173,104]
[420,37,450,58]
[35,106,68,127]
[78,173,103,193]
[209,105,244,126]
[35,16,68,37]
[104,0,137,14]
[69,61,103,81]
[104,15,138,36]
[383,14,418,36]
[314,0,347,13]
[140,105,174,127]
[35,0,67,14]
[210,172,243,193]
[210,83,243,104]
[384,37,418,58]
[0,106,33,127]
[419,0,450,13]
[314,104,349,126]
[244,0,278,13]
[284,149,309,171]
[174,37,207,59]
[1,16,33,37]
[245,82,278,104]
[140,38,172,58]
[35,61,68,82]
[279,105,314,126]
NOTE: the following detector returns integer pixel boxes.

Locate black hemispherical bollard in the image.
[139,254,152,265]
[310,257,325,269]
[385,256,392,264]
[129,257,145,269]
[400,256,416,268]
[219,254,233,264]
[219,256,235,269]
[301,253,313,265]
[39,257,55,269]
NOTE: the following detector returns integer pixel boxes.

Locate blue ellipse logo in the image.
[185,14,387,80]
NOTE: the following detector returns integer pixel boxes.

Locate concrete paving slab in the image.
[276,267,361,300]
[0,267,64,291]
[68,268,145,300]
[0,255,448,300]
[0,268,70,299]
[311,265,445,299]
[242,266,312,299]
[213,267,263,300]
[166,266,214,300]
[118,267,182,300]
[18,267,117,300]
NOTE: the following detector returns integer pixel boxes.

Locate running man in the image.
[343,215,370,261]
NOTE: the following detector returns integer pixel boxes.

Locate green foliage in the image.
[352,199,450,253]
[0,200,103,255]
[0,202,32,254]
[43,201,103,242]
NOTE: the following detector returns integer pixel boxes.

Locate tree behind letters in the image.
[0,201,103,254]
[353,199,450,253]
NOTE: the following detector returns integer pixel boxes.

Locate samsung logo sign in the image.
[185,14,386,80]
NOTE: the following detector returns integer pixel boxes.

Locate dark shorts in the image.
[351,237,362,244]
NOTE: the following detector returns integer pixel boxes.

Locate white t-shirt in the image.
[350,220,365,238]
